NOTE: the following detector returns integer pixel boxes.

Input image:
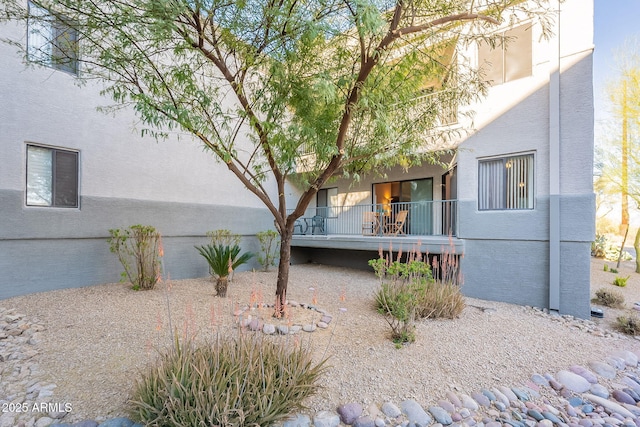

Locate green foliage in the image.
[130,333,328,426]
[108,225,161,290]
[592,288,625,308]
[195,244,253,297]
[591,234,608,258]
[616,313,640,336]
[256,230,280,271]
[206,229,241,248]
[603,263,609,272]
[592,234,633,261]
[613,275,630,287]
[370,248,464,345]
[611,267,619,274]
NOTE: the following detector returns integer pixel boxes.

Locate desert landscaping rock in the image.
[5,261,640,427]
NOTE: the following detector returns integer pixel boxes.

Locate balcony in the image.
[289,200,463,254]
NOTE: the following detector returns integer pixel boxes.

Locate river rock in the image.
[613,351,639,367]
[314,411,340,427]
[591,384,610,398]
[612,390,637,406]
[582,394,637,419]
[353,416,375,427]
[382,402,401,418]
[557,370,591,393]
[337,403,363,425]
[429,406,453,425]
[401,400,432,427]
[283,414,311,427]
[569,366,598,384]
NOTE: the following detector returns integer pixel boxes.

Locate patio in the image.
[290,200,464,254]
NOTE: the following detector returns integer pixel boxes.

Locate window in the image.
[26,145,79,208]
[478,24,532,86]
[27,1,79,74]
[316,188,338,217]
[478,153,534,210]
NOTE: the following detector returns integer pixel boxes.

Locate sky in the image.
[593,0,640,140]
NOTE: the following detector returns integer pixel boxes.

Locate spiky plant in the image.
[195,244,253,297]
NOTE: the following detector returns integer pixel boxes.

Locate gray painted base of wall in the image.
[0,191,273,300]
[460,239,591,319]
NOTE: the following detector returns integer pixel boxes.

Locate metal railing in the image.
[290,200,457,237]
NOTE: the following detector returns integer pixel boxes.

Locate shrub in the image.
[256,230,280,271]
[591,234,607,258]
[130,333,327,426]
[207,229,241,247]
[591,234,633,261]
[195,244,253,297]
[603,264,609,272]
[592,288,624,308]
[613,275,630,287]
[370,247,465,345]
[417,281,466,319]
[616,313,640,336]
[108,225,161,290]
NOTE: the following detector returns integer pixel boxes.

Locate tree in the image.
[1,0,555,314]
[596,52,640,273]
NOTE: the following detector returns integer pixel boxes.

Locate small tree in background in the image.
[595,41,640,272]
[256,230,280,272]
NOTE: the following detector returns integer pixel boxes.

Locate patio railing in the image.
[290,200,457,237]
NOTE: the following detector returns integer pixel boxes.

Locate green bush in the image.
[613,275,630,287]
[130,334,327,426]
[603,264,609,272]
[616,313,640,336]
[256,230,280,271]
[370,251,465,345]
[592,288,625,308]
[108,225,161,290]
[195,244,253,297]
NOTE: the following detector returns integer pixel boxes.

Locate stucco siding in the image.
[461,239,590,318]
[0,190,273,299]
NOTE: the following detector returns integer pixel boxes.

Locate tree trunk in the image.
[216,276,229,297]
[635,227,640,274]
[617,224,630,269]
[274,227,293,318]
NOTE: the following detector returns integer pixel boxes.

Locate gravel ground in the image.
[2,259,640,424]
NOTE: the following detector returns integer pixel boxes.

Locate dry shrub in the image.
[417,281,465,319]
[616,313,640,336]
[130,333,327,426]
[592,288,625,308]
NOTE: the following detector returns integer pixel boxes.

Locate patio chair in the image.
[362,211,380,235]
[293,219,306,235]
[385,210,408,236]
[310,215,326,235]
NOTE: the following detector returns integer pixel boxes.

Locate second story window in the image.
[478,153,534,210]
[478,24,532,86]
[27,1,79,75]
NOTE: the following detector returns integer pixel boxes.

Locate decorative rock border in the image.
[234,300,334,335]
[4,305,640,427]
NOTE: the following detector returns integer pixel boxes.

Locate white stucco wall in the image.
[0,19,273,209]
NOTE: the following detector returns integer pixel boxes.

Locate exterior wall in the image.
[456,0,594,318]
[0,19,274,299]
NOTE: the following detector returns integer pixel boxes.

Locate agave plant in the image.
[195,244,253,297]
